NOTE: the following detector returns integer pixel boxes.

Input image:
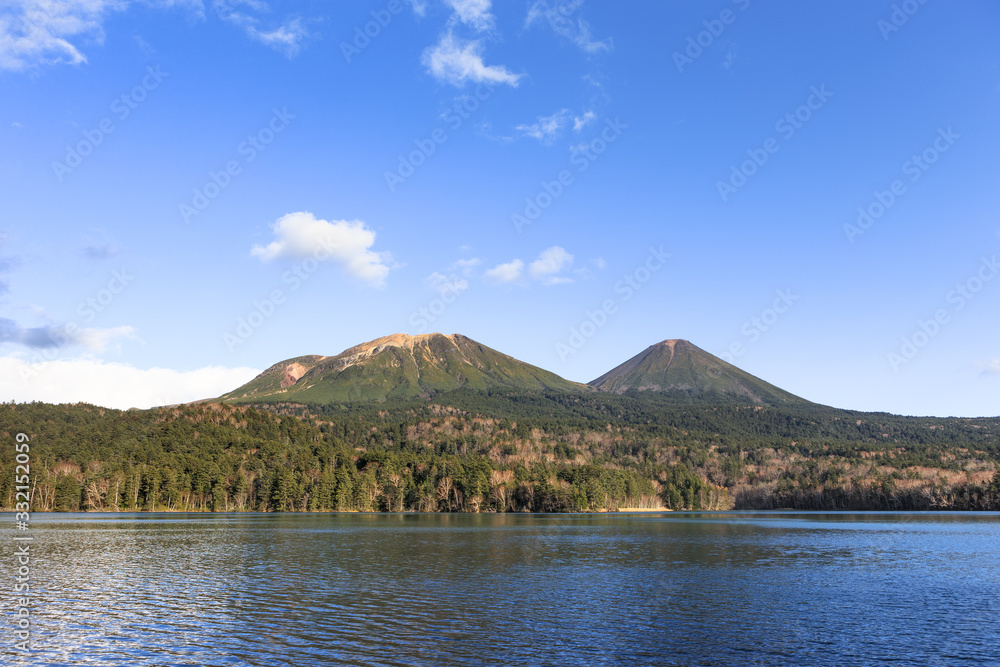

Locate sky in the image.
[0,0,998,417]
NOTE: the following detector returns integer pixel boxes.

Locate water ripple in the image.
[2,512,998,666]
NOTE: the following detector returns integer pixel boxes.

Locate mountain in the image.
[588,339,811,407]
[11,337,1000,515]
[220,333,588,404]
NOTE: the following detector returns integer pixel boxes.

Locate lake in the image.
[4,512,999,666]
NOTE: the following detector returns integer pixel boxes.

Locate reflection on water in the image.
[4,512,999,666]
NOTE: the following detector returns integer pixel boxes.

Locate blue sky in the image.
[1,0,998,416]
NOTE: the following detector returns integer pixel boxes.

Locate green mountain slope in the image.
[588,339,812,407]
[220,333,589,404]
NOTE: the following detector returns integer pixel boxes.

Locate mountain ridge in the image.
[220,333,812,409]
[220,332,589,404]
[588,338,810,408]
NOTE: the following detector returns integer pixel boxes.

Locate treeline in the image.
[1,393,998,514]
[0,402,729,513]
[735,472,1000,510]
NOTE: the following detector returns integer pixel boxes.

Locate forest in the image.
[1,390,999,514]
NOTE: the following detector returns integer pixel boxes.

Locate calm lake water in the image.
[3,512,999,666]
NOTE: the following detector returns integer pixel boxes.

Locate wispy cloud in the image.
[0,0,117,71]
[573,110,596,131]
[82,232,121,260]
[0,318,137,352]
[516,109,570,144]
[422,32,521,87]
[426,271,468,294]
[409,0,428,17]
[722,46,737,70]
[525,0,612,54]
[485,246,575,286]
[979,360,1000,375]
[83,243,120,260]
[516,108,596,144]
[74,325,139,352]
[422,0,522,88]
[212,0,310,58]
[0,0,308,71]
[573,256,605,280]
[444,0,493,31]
[251,211,392,288]
[450,257,481,276]
[0,253,14,295]
[133,34,155,54]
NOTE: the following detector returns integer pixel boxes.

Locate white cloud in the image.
[525,0,612,53]
[444,0,493,30]
[250,19,308,57]
[573,256,605,280]
[475,121,516,144]
[528,246,574,284]
[409,0,428,17]
[426,271,468,294]
[133,33,154,53]
[516,109,570,144]
[251,211,392,287]
[0,356,261,410]
[0,0,305,71]
[484,247,575,286]
[980,360,1000,375]
[212,0,310,58]
[422,32,521,87]
[74,325,139,352]
[517,109,595,144]
[573,110,596,131]
[450,257,481,276]
[484,259,524,285]
[0,0,116,71]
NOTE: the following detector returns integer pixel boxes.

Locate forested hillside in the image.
[2,392,999,513]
